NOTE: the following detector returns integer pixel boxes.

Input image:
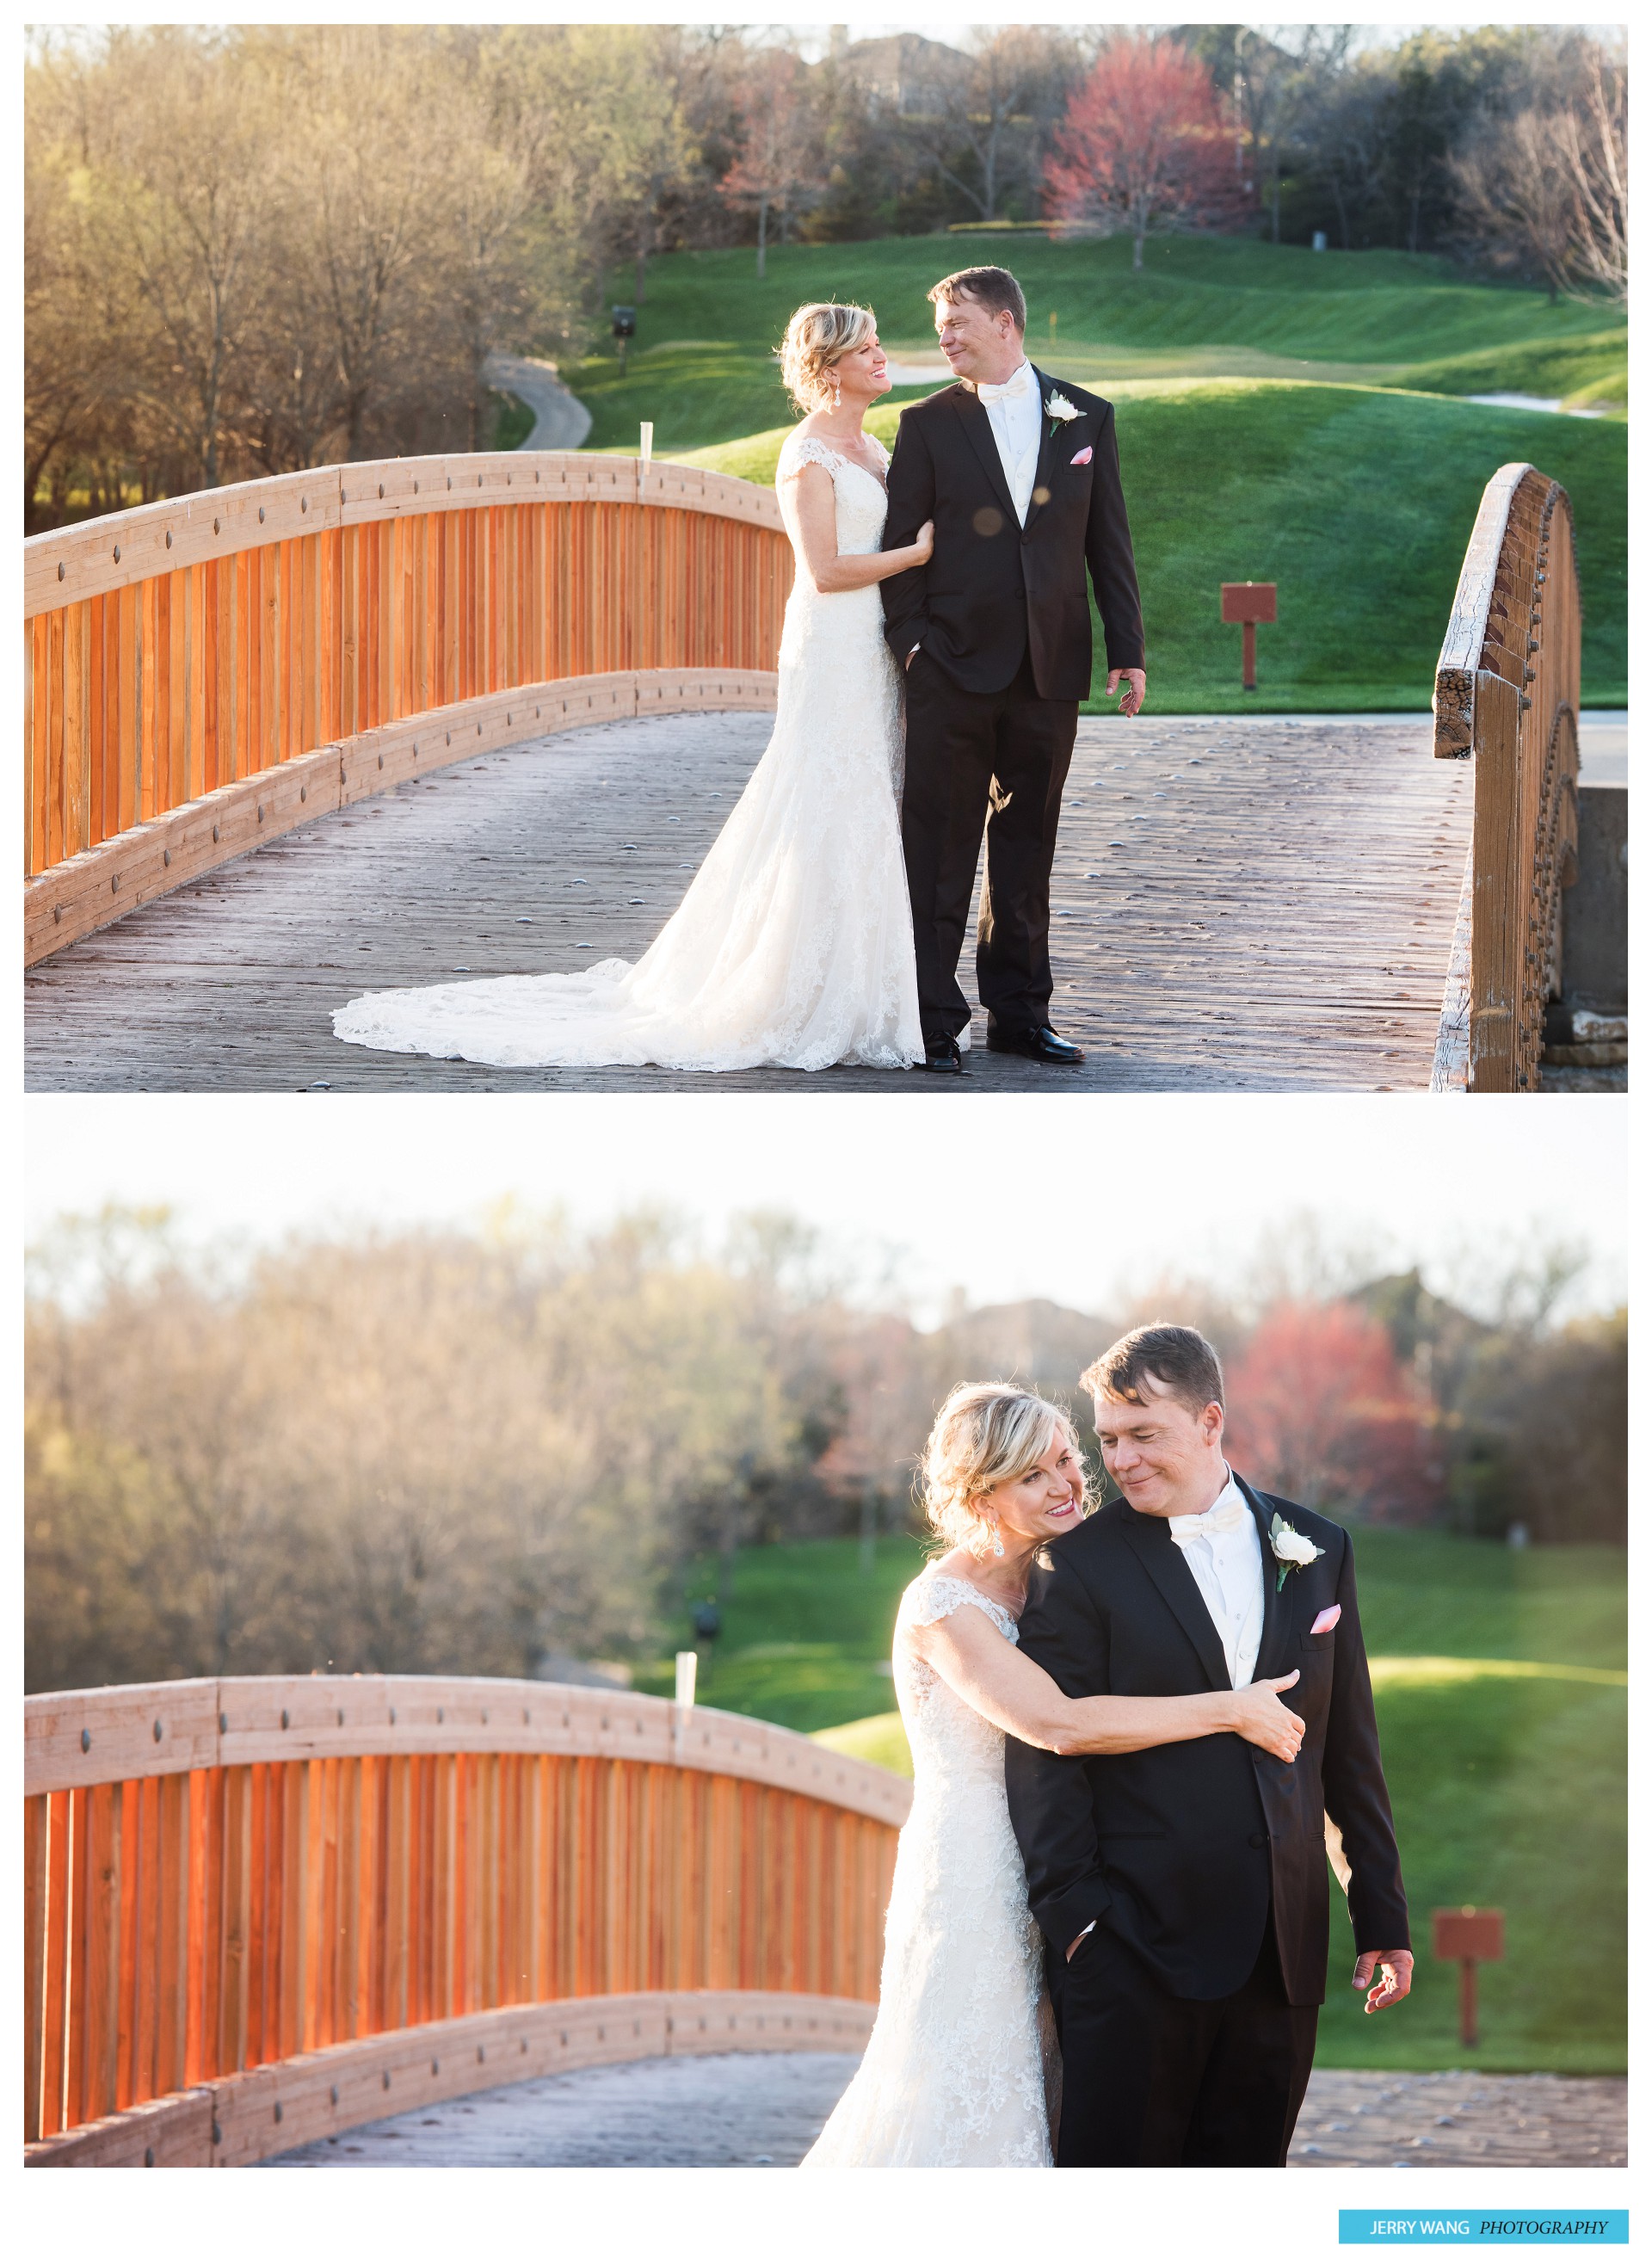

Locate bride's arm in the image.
[780,462,933,593]
[912,1606,1305,1762]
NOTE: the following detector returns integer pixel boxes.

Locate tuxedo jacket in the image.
[1003,1475,1409,2008]
[880,367,1145,701]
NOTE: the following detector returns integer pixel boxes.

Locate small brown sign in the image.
[1220,581,1278,625]
[1433,1908,1505,1963]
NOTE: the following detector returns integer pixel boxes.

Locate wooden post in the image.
[1467,673,1522,1092]
[1432,1907,1504,2049]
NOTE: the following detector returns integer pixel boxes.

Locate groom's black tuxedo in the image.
[1005,1474,1409,2168]
[879,369,1144,697]
[879,368,1145,1045]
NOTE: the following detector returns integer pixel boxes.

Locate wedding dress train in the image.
[331,431,922,1072]
[800,1572,1058,2168]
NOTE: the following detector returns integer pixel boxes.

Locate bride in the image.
[331,303,929,1073]
[801,1383,1304,2169]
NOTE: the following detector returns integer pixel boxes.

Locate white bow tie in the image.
[975,366,1033,404]
[1168,1496,1252,1547]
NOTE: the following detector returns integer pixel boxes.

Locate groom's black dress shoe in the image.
[917,1035,965,1074]
[986,1024,1085,1065]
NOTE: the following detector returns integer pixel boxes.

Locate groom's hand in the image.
[1353,1948,1414,2012]
[1106,668,1146,718]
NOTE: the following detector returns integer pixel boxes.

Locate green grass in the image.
[568,234,1624,453]
[634,1534,928,1731]
[558,236,1627,713]
[487,389,536,452]
[675,382,1626,713]
[644,1529,1624,2072]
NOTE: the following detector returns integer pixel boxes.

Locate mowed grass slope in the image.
[642,1529,1625,2073]
[570,233,1625,451]
[680,385,1626,713]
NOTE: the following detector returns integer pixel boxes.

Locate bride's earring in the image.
[829,371,841,406]
[989,1517,1005,1559]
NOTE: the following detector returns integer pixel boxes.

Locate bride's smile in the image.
[980,1433,1088,1565]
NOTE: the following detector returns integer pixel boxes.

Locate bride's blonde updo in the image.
[778,301,876,412]
[917,1381,1090,1559]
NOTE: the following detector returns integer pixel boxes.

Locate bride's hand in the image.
[911,519,934,564]
[1230,1674,1305,1762]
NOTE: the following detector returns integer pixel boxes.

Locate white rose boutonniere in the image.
[1045,390,1080,426]
[1269,1513,1324,1594]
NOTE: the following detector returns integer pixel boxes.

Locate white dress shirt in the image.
[975,361,1044,527]
[1166,1466,1265,1689]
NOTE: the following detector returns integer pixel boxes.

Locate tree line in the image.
[24,21,1626,529]
[24,1208,1624,1695]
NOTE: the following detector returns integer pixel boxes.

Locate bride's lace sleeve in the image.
[902,1575,1015,1638]
[776,433,842,485]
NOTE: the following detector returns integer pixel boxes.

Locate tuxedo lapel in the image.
[1238,1472,1292,1682]
[1117,1508,1233,1693]
[950,385,1019,525]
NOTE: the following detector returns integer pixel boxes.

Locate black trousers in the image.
[901,645,1079,1044]
[1047,1907,1318,2168]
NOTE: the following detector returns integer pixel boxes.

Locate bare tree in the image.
[720,44,825,275]
[1451,37,1628,303]
[898,28,1084,224]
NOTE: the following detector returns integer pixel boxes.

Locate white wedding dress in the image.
[330,431,922,1072]
[801,1572,1058,2169]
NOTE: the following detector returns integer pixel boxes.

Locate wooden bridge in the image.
[23,453,1580,1092]
[23,1674,905,2167]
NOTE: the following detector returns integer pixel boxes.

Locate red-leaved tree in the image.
[1044,36,1251,269]
[1224,1299,1445,1525]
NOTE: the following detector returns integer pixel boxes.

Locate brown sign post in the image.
[1433,1906,1505,2047]
[1221,581,1278,691]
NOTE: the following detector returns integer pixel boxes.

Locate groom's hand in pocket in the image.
[1106,668,1146,717]
[1353,1948,1414,2012]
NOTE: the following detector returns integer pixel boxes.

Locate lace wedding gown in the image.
[801,1573,1058,2168]
[330,431,922,1072]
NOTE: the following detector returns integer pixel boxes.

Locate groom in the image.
[1004,1323,1413,2168]
[880,265,1146,1073]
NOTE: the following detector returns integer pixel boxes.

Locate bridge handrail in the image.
[23,1673,907,2158]
[24,452,782,619]
[1429,460,1581,1092]
[23,1670,910,1824]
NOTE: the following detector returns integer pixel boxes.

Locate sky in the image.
[24,1093,1626,1326]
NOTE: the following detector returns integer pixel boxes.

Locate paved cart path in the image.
[482,352,593,452]
[26,713,1471,1093]
[263,2052,1626,2169]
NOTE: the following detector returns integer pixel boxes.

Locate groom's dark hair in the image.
[1082,1324,1225,1416]
[929,264,1026,333]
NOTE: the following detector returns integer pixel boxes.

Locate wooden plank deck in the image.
[24,711,1470,1093]
[262,2055,1625,2169]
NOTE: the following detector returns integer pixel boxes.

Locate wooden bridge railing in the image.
[23,1675,907,2167]
[23,453,791,964]
[1431,462,1581,1092]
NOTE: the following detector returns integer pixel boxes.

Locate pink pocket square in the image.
[1310,1605,1341,1634]
[1070,446,1094,466]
